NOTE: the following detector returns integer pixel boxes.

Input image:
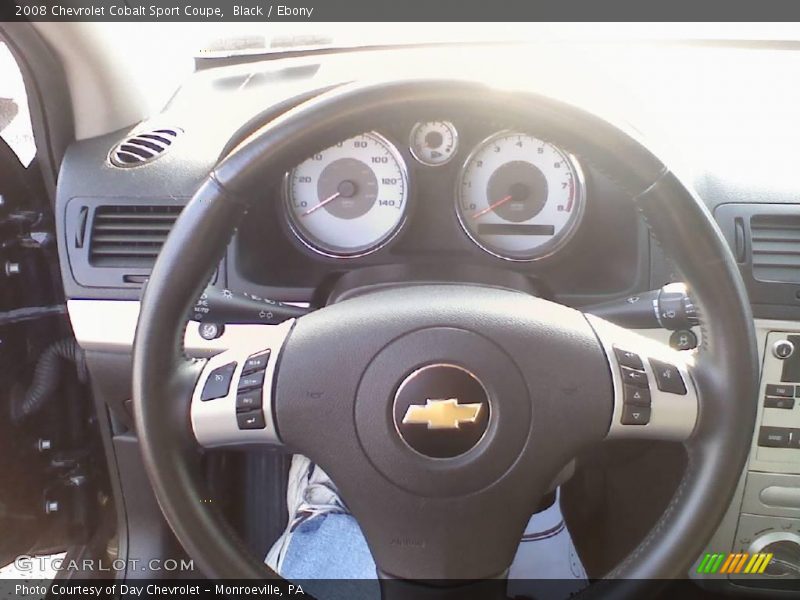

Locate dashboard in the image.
[52,41,800,593]
[55,42,800,311]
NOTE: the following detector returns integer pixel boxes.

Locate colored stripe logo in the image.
[697,552,773,574]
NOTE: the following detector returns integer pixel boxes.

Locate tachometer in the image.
[285,132,408,258]
[456,131,585,261]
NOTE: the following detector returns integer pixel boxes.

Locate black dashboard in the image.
[54,42,800,319]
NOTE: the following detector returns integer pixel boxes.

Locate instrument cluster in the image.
[282,120,586,262]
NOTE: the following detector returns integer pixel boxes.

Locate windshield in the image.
[56,21,800,143]
[149,22,800,59]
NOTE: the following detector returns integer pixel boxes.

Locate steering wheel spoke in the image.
[190,320,293,448]
[586,314,699,442]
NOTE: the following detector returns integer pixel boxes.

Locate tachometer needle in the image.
[472,195,513,219]
[302,192,341,217]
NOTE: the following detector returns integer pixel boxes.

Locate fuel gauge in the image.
[409,121,458,167]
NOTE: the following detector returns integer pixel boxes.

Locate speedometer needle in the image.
[302,192,341,217]
[472,195,513,219]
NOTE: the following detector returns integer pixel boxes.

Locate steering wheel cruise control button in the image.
[621,404,651,425]
[614,347,644,370]
[242,351,271,375]
[649,359,687,395]
[237,409,265,430]
[766,384,794,398]
[236,390,263,411]
[624,384,651,406]
[620,366,649,388]
[238,371,265,392]
[200,362,237,401]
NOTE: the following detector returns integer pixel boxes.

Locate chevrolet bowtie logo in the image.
[402,398,483,430]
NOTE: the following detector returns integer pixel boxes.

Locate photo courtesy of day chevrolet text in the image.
[15,583,305,598]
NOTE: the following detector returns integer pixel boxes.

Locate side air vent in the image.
[714,203,800,317]
[88,205,182,268]
[751,214,800,284]
[109,128,181,167]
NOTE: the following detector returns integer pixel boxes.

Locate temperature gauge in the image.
[409,121,458,167]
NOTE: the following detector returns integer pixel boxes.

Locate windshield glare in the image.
[133,22,800,59]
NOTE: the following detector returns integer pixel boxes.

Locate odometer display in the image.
[286,132,408,258]
[456,132,585,261]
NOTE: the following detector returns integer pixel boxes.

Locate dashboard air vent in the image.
[88,205,182,268]
[109,128,181,167]
[751,214,800,284]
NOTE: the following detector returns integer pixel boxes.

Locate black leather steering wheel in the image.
[132,80,758,594]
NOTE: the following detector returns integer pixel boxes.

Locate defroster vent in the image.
[109,128,181,167]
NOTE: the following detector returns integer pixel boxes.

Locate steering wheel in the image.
[132,80,758,594]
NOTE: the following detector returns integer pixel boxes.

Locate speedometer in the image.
[456,131,585,261]
[285,132,408,258]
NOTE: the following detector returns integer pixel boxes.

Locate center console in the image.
[697,327,800,590]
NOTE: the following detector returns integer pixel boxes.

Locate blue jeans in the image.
[267,458,587,600]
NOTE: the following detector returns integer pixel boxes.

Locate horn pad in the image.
[355,326,531,498]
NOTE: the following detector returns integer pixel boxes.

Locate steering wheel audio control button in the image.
[620,366,649,388]
[624,384,651,406]
[242,351,271,375]
[200,362,237,401]
[614,347,644,370]
[621,404,651,425]
[649,359,687,395]
[238,370,265,392]
[237,409,266,430]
